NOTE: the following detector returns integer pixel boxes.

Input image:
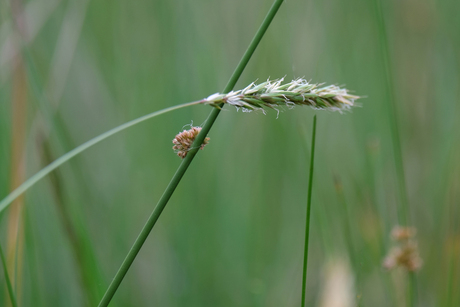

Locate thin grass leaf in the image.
[0,100,202,214]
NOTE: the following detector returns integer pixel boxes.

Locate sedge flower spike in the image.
[172,126,210,159]
[202,77,360,113]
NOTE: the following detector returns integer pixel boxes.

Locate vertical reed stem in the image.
[301,115,317,307]
[97,1,284,306]
[373,0,409,226]
[373,0,416,306]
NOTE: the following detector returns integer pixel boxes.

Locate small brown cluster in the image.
[383,226,422,272]
[172,126,210,159]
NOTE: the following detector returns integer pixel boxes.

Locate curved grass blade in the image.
[0,100,202,214]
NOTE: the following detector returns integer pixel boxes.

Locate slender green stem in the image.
[0,100,201,214]
[374,0,409,227]
[407,271,417,307]
[446,197,459,306]
[0,242,18,307]
[97,1,284,306]
[301,115,317,307]
[373,1,415,306]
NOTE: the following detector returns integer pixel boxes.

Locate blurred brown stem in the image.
[6,0,28,304]
[40,137,100,306]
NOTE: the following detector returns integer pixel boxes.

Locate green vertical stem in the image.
[446,190,459,307]
[301,115,317,307]
[407,272,417,307]
[97,1,284,306]
[0,242,18,307]
[373,0,416,306]
[373,0,409,226]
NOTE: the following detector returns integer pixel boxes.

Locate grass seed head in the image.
[203,77,360,114]
[172,126,210,159]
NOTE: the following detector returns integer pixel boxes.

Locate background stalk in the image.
[373,0,409,226]
[40,139,103,306]
[0,242,18,307]
[5,0,28,303]
[333,176,359,282]
[301,115,317,307]
[373,0,416,305]
[97,0,284,305]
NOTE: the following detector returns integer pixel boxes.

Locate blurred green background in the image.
[1,0,459,306]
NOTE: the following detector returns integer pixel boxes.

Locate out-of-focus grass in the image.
[1,0,460,306]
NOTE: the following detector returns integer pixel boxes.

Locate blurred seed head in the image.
[383,244,423,272]
[383,226,423,272]
[203,77,360,114]
[172,126,210,159]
